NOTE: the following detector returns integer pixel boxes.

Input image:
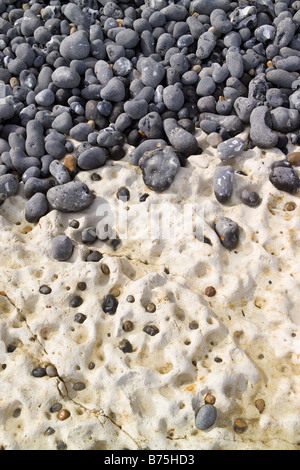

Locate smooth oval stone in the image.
[77,147,109,170]
[217,137,245,160]
[213,166,234,203]
[52,234,74,261]
[163,85,185,111]
[215,216,240,250]
[140,57,165,87]
[25,192,49,223]
[46,181,94,212]
[269,166,300,193]
[51,67,81,89]
[241,189,261,207]
[49,160,71,185]
[195,404,217,430]
[60,30,90,60]
[100,77,125,102]
[139,145,181,191]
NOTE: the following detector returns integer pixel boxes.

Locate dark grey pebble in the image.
[195,404,217,430]
[24,177,55,199]
[0,99,15,123]
[39,285,52,295]
[269,166,300,193]
[52,234,74,261]
[73,382,85,391]
[119,339,133,353]
[266,88,290,108]
[213,166,234,203]
[266,69,297,89]
[162,85,185,112]
[81,227,97,244]
[45,140,66,160]
[217,137,245,161]
[124,99,148,119]
[270,108,300,133]
[35,89,55,107]
[78,147,109,170]
[113,57,133,76]
[199,113,244,136]
[139,57,165,88]
[74,313,87,324]
[25,193,49,223]
[49,160,70,185]
[69,295,83,308]
[163,118,198,157]
[100,77,126,102]
[52,112,73,134]
[249,106,278,149]
[215,216,240,250]
[32,367,47,378]
[115,28,139,49]
[97,128,125,148]
[10,148,41,175]
[70,123,94,142]
[102,294,118,315]
[86,251,103,262]
[0,174,19,198]
[22,167,41,184]
[138,112,164,139]
[117,187,130,201]
[60,30,90,60]
[248,73,269,104]
[241,189,261,207]
[139,145,180,191]
[226,47,244,78]
[143,325,159,336]
[196,31,217,60]
[46,181,94,213]
[25,120,45,158]
[130,139,168,166]
[51,66,81,89]
[273,17,296,48]
[196,76,216,97]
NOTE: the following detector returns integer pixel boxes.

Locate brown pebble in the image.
[287,152,300,166]
[284,202,296,211]
[123,320,134,332]
[64,155,78,176]
[205,286,216,297]
[57,409,70,421]
[146,302,156,313]
[204,394,216,405]
[70,26,77,34]
[9,77,19,88]
[87,120,95,129]
[119,339,133,353]
[233,418,248,433]
[77,282,87,291]
[101,264,110,275]
[255,398,265,414]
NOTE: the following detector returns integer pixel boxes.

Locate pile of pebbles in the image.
[0,0,300,249]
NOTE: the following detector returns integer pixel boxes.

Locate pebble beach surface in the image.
[0,0,300,451]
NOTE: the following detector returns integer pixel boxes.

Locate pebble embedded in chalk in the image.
[195,404,217,430]
[215,216,240,250]
[52,235,74,261]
